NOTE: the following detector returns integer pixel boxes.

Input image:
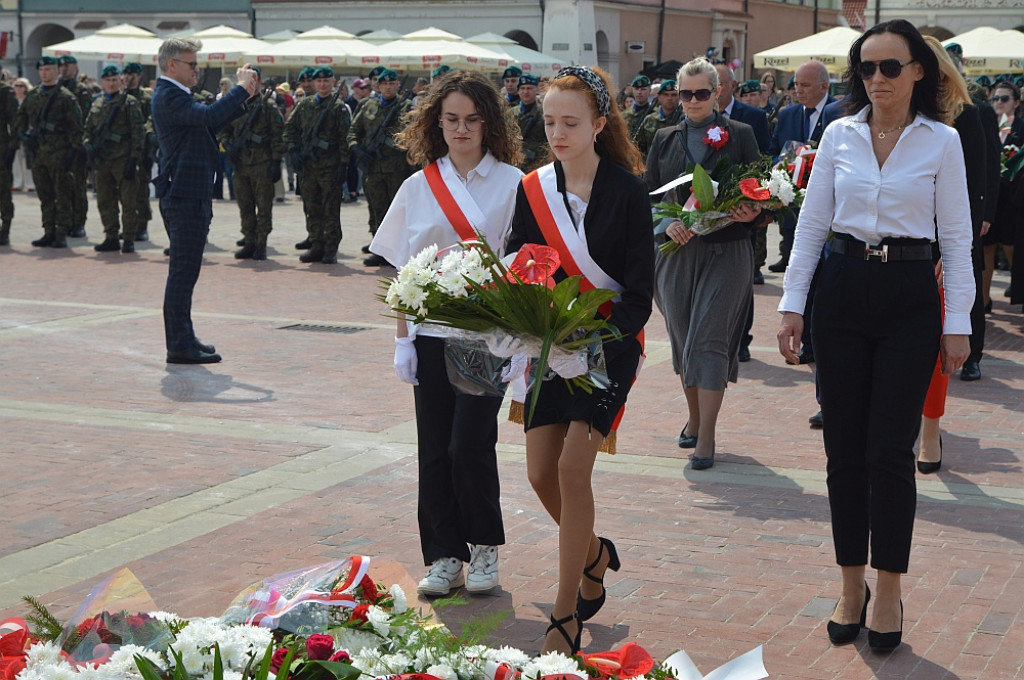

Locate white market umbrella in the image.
[944,27,1024,75]
[465,32,565,76]
[193,25,272,67]
[753,26,862,75]
[402,27,463,41]
[245,26,372,68]
[358,29,404,45]
[258,30,299,43]
[352,29,512,72]
[42,23,162,64]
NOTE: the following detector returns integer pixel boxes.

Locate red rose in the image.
[305,634,335,661]
[349,603,370,624]
[360,574,379,603]
[270,648,290,674]
[738,178,771,201]
[127,615,146,631]
[329,650,352,663]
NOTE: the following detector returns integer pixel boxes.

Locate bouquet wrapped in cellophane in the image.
[380,237,622,423]
[651,156,804,256]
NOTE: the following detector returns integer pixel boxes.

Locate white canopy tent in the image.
[357,29,404,45]
[244,26,373,69]
[753,26,862,75]
[354,26,511,72]
[944,27,1024,75]
[42,23,162,64]
[464,32,564,76]
[193,25,272,67]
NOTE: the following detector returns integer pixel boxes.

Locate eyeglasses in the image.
[440,117,483,132]
[679,89,713,102]
[172,58,199,70]
[856,58,915,80]
[991,94,1013,104]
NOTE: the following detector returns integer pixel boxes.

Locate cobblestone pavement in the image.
[1,189,1022,679]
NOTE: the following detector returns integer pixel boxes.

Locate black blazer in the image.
[954,103,993,238]
[507,158,654,361]
[726,99,771,154]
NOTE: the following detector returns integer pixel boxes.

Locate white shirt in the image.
[804,92,829,138]
[779,107,974,335]
[158,74,191,95]
[721,97,734,118]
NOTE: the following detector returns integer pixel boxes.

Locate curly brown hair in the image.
[547,66,644,176]
[397,70,523,168]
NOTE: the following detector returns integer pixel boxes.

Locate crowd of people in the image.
[1,20,1021,657]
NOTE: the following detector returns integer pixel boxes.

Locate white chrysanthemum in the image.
[352,647,389,676]
[389,584,407,614]
[522,652,585,680]
[24,641,65,668]
[203,670,243,680]
[408,244,440,269]
[427,663,458,680]
[397,281,428,311]
[436,268,471,298]
[489,646,532,668]
[147,611,182,624]
[22,663,80,680]
[104,644,163,676]
[333,627,381,656]
[776,181,795,205]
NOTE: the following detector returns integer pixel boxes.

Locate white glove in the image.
[501,353,529,383]
[394,337,419,385]
[548,350,589,379]
[485,333,525,358]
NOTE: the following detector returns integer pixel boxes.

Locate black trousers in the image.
[968,237,985,363]
[811,249,941,573]
[413,336,505,565]
[161,197,213,353]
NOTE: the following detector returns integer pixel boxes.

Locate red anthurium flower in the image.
[738,178,771,201]
[507,243,560,287]
[582,642,655,679]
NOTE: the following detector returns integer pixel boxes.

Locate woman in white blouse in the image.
[370,71,524,600]
[777,20,972,652]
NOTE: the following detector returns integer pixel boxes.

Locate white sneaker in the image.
[417,557,465,596]
[466,544,499,593]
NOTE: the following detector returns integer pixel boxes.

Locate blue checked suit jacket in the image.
[726,99,770,154]
[769,96,836,160]
[151,77,249,199]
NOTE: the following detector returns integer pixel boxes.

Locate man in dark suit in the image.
[714,64,770,153]
[151,37,258,364]
[767,60,835,273]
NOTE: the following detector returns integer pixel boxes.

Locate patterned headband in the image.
[555,65,611,117]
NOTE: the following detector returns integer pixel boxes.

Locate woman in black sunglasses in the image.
[777,19,974,652]
[645,57,765,472]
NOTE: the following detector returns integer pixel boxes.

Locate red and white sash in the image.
[424,157,486,243]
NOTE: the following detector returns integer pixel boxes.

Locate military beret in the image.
[944,42,963,59]
[786,76,796,89]
[631,75,651,88]
[100,65,120,78]
[739,79,760,95]
[56,55,77,65]
[250,66,261,79]
[1015,75,1024,89]
[975,75,992,87]
[298,67,313,81]
[311,66,335,79]
[518,73,540,88]
[122,62,143,74]
[431,64,452,79]
[36,56,58,68]
[502,66,523,80]
[378,68,399,82]
[658,79,677,93]
[367,66,385,78]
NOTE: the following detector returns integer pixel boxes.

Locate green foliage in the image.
[21,595,66,643]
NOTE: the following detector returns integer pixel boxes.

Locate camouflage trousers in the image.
[31,154,73,236]
[752,224,767,269]
[234,163,275,245]
[299,166,343,256]
[69,157,89,228]
[135,161,153,229]
[95,157,141,239]
[0,154,12,228]
[363,171,406,236]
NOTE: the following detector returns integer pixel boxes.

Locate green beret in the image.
[1015,75,1024,89]
[631,75,651,88]
[657,79,677,93]
[250,66,261,79]
[367,66,385,78]
[100,65,120,78]
[431,64,452,79]
[298,67,313,81]
[36,56,58,68]
[56,55,77,65]
[378,68,399,82]
[122,62,143,74]
[944,42,963,59]
[311,66,334,79]
[739,79,761,95]
[786,76,795,89]
[518,73,540,88]
[502,66,523,80]
[975,75,992,87]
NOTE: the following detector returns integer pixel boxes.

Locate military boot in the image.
[94,237,121,252]
[0,222,10,246]
[50,232,68,248]
[235,242,256,259]
[121,239,135,253]
[236,237,246,246]
[295,238,312,250]
[299,245,324,263]
[32,233,54,247]
[253,235,268,261]
[136,230,149,242]
[68,225,86,238]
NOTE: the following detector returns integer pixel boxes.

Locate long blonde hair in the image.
[923,35,971,126]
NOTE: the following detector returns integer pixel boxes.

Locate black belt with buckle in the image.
[831,235,934,262]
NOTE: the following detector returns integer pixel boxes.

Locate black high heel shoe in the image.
[546,610,582,655]
[868,601,903,652]
[917,436,943,474]
[827,583,870,645]
[576,537,621,621]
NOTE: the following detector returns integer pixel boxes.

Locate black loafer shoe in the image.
[193,338,216,354]
[738,346,751,362]
[167,348,221,364]
[959,360,980,381]
[363,253,392,267]
[767,258,788,273]
[809,410,823,429]
[752,269,765,285]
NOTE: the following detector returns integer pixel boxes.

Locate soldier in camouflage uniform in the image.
[347,68,413,267]
[84,66,145,254]
[0,77,17,246]
[292,66,315,250]
[515,73,547,174]
[623,75,657,143]
[502,66,522,107]
[13,56,83,248]
[635,79,682,156]
[284,66,351,265]
[219,67,285,261]
[57,55,93,238]
[123,63,155,241]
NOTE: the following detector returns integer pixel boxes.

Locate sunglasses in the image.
[679,89,713,102]
[856,58,915,80]
[991,94,1013,104]
[172,58,199,70]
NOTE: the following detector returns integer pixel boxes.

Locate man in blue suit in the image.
[767,60,835,273]
[152,37,257,364]
[714,63,770,154]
